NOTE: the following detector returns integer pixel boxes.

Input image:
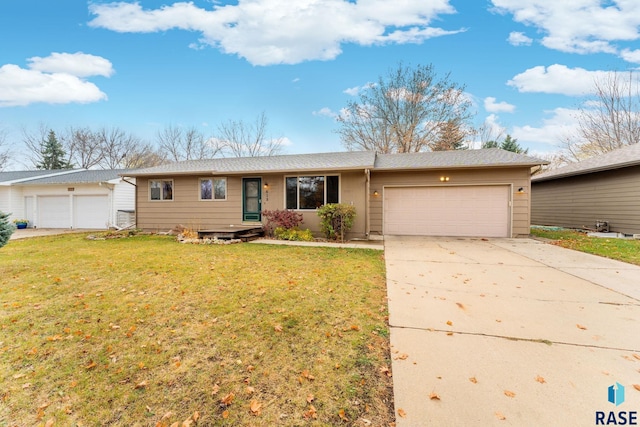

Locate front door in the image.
[242,178,262,222]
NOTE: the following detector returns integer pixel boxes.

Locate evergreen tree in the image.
[500,134,528,154]
[481,140,499,149]
[37,130,73,170]
[0,211,14,248]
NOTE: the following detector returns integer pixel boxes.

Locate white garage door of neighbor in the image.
[384,186,510,237]
[74,195,109,229]
[38,196,71,228]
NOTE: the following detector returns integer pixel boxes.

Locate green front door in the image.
[242,178,262,222]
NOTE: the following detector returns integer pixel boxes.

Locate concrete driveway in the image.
[386,236,640,426]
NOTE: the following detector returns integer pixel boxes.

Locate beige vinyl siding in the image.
[136,171,368,237]
[370,167,532,237]
[531,167,640,235]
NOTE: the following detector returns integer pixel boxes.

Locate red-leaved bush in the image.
[262,210,304,236]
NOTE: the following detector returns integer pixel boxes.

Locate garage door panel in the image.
[74,195,109,229]
[384,186,510,237]
[38,196,71,228]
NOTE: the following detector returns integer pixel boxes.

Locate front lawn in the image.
[530,227,640,266]
[0,234,393,426]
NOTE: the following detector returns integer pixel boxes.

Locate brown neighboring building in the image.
[531,144,640,235]
[124,149,546,239]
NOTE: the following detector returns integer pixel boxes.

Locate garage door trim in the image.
[382,184,513,238]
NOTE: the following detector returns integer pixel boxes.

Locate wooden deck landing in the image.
[197,226,264,241]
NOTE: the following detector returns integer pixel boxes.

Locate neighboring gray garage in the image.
[532,144,640,235]
[383,185,511,237]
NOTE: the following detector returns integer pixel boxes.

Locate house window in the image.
[285,175,339,209]
[150,180,173,201]
[200,178,227,200]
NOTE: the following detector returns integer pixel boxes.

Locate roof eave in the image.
[124,165,373,177]
[532,161,640,182]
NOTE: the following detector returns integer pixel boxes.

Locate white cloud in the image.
[511,107,579,146]
[507,64,610,96]
[343,82,377,96]
[27,52,114,78]
[507,31,532,46]
[0,52,112,107]
[89,1,462,66]
[621,48,640,64]
[491,0,640,58]
[484,97,515,113]
[312,107,337,118]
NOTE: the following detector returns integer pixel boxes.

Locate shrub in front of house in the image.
[273,227,314,242]
[0,211,15,248]
[262,209,304,237]
[317,203,356,242]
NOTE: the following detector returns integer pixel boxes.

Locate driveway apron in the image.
[386,236,640,426]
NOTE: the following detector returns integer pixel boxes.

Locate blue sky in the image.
[1,0,639,165]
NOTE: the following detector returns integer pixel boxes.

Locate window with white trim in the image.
[285,175,339,209]
[150,180,173,201]
[200,178,227,200]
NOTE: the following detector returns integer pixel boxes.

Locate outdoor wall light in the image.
[373,190,379,196]
[263,183,269,190]
[517,187,525,194]
[439,176,450,182]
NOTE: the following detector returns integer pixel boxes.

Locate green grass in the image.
[0,233,393,426]
[530,227,640,266]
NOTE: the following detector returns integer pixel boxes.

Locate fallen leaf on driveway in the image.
[535,375,546,384]
[397,408,406,418]
[429,392,440,400]
[576,324,587,330]
[456,303,466,310]
[504,390,516,398]
[446,320,453,326]
[495,411,506,420]
[633,384,640,392]
[469,377,477,384]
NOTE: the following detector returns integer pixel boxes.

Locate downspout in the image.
[122,177,138,229]
[365,168,370,239]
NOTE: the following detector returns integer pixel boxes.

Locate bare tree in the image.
[0,128,11,171]
[562,70,640,161]
[65,126,104,169]
[157,125,222,161]
[217,112,285,157]
[337,63,474,153]
[120,143,166,168]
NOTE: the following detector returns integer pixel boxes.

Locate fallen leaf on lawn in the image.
[170,423,179,427]
[301,370,315,380]
[303,405,318,419]
[45,419,55,427]
[222,410,229,419]
[250,400,262,415]
[338,408,349,422]
[274,324,283,332]
[380,366,392,377]
[38,402,51,410]
[181,419,193,427]
[397,408,406,418]
[221,392,235,406]
[576,324,587,330]
[349,325,360,331]
[469,377,478,384]
[495,411,506,420]
[160,411,174,421]
[535,375,546,384]
[306,393,314,403]
[85,361,97,370]
[633,384,640,392]
[192,411,200,422]
[246,386,255,395]
[212,384,220,395]
[134,380,148,389]
[504,390,516,398]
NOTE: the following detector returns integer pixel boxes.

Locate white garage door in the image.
[38,196,71,228]
[74,195,109,229]
[384,186,510,237]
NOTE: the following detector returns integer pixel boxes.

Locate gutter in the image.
[365,168,370,238]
